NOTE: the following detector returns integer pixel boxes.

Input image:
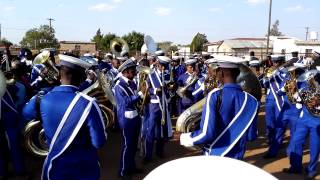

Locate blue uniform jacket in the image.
[173,65,186,82]
[177,72,196,107]
[114,77,141,129]
[98,61,112,71]
[192,77,205,102]
[146,70,173,138]
[23,85,107,179]
[184,84,258,159]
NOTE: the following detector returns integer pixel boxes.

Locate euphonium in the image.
[176,73,199,98]
[203,75,219,96]
[284,67,297,104]
[136,65,152,113]
[264,67,275,78]
[110,38,129,57]
[33,50,59,84]
[298,70,320,117]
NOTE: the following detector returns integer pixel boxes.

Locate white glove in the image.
[180,133,194,147]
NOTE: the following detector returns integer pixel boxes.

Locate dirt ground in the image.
[8,97,320,180]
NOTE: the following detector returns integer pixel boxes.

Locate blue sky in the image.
[0,0,319,45]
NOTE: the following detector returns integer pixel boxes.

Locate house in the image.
[217,38,273,59]
[177,45,191,57]
[205,41,223,54]
[59,41,96,56]
[272,36,320,57]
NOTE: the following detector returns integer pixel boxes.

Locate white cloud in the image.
[112,0,123,3]
[155,7,171,16]
[3,6,15,11]
[245,0,267,5]
[88,3,116,12]
[209,8,222,12]
[285,5,303,12]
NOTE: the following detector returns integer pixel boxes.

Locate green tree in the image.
[92,28,103,50]
[0,38,13,46]
[20,25,59,50]
[100,33,117,52]
[267,20,284,36]
[190,32,208,53]
[122,31,144,54]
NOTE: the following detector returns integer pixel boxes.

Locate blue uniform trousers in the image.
[144,104,166,160]
[119,116,141,176]
[287,111,320,177]
[0,127,25,176]
[265,96,286,157]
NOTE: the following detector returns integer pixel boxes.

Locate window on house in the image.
[305,49,312,57]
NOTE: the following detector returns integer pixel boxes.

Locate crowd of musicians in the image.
[0,42,320,180]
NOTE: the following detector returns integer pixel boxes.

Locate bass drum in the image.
[176,64,261,133]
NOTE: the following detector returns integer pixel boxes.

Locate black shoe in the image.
[262,154,276,159]
[142,158,152,165]
[305,172,317,180]
[282,168,301,174]
[130,168,143,174]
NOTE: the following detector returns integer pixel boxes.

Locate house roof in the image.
[60,41,96,44]
[230,38,267,41]
[295,40,320,46]
[205,41,224,46]
[223,39,273,49]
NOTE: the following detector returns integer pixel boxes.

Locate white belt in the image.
[150,99,159,103]
[124,110,138,119]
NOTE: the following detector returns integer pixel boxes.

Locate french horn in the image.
[176,64,262,134]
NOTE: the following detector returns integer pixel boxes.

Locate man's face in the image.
[157,63,166,72]
[186,65,194,73]
[217,68,223,82]
[126,67,137,80]
[171,61,178,67]
[208,67,217,77]
[112,59,120,69]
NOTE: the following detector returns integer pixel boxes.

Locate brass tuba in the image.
[24,66,116,157]
[110,38,129,58]
[176,64,262,133]
[33,50,59,84]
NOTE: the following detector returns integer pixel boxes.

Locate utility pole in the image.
[0,23,2,41]
[266,0,273,56]
[47,18,55,33]
[305,27,309,41]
